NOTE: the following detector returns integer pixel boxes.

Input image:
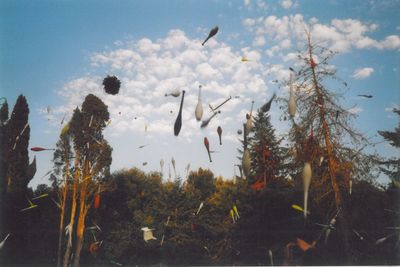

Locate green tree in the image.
[378,108,400,186]
[248,110,285,186]
[4,95,36,193]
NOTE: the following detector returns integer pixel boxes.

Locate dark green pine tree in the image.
[247,110,284,186]
[378,108,400,186]
[0,99,9,195]
[5,95,36,193]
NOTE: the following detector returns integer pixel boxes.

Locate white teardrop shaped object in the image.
[302,162,312,218]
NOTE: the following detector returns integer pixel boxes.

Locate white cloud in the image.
[347,107,363,114]
[244,0,251,8]
[281,0,293,9]
[352,67,374,79]
[55,29,270,142]
[242,14,400,54]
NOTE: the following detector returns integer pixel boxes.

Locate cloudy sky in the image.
[1,0,399,188]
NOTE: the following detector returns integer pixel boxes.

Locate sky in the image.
[0,0,399,188]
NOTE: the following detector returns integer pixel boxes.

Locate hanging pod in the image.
[288,74,296,117]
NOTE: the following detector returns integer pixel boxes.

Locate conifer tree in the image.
[247,110,284,186]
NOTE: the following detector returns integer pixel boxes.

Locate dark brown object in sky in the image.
[217,126,222,145]
[260,93,276,113]
[174,90,186,136]
[202,26,219,46]
[102,75,121,95]
[204,137,212,162]
[358,94,373,98]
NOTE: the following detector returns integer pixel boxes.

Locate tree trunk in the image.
[307,34,352,264]
[57,150,69,267]
[63,152,80,267]
[72,159,90,267]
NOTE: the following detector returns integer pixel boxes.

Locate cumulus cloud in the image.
[352,67,374,79]
[55,29,270,141]
[242,14,400,54]
[281,0,293,9]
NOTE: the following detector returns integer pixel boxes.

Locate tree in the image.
[378,108,400,186]
[58,94,112,267]
[53,124,73,267]
[247,110,285,187]
[4,95,36,193]
[281,31,377,263]
[72,94,112,267]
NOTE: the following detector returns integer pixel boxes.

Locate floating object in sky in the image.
[242,148,251,178]
[202,26,219,46]
[357,94,373,98]
[260,93,276,113]
[46,106,51,114]
[87,223,102,232]
[195,85,204,121]
[349,180,353,195]
[160,159,164,174]
[171,157,177,178]
[251,180,265,191]
[375,234,396,245]
[31,147,55,152]
[302,162,312,218]
[110,260,122,266]
[174,90,185,136]
[296,238,315,252]
[168,164,171,180]
[289,67,295,72]
[235,164,243,179]
[65,223,73,246]
[94,192,101,210]
[291,204,310,215]
[241,57,251,62]
[237,129,242,135]
[217,126,223,145]
[200,110,221,128]
[141,227,157,242]
[319,156,324,166]
[209,96,232,112]
[145,124,148,134]
[233,205,240,219]
[204,137,212,162]
[324,218,337,245]
[242,124,251,179]
[13,123,29,150]
[269,249,274,266]
[245,101,254,133]
[310,57,317,68]
[89,115,94,127]
[230,209,235,223]
[89,241,102,255]
[20,198,38,212]
[272,80,278,83]
[32,193,48,200]
[142,162,148,166]
[165,88,181,98]
[138,144,149,149]
[103,75,121,95]
[0,233,10,250]
[289,74,296,117]
[196,202,204,215]
[60,113,66,125]
[40,170,52,180]
[61,123,69,136]
[353,229,364,241]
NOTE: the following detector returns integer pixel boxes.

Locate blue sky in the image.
[1,0,399,188]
